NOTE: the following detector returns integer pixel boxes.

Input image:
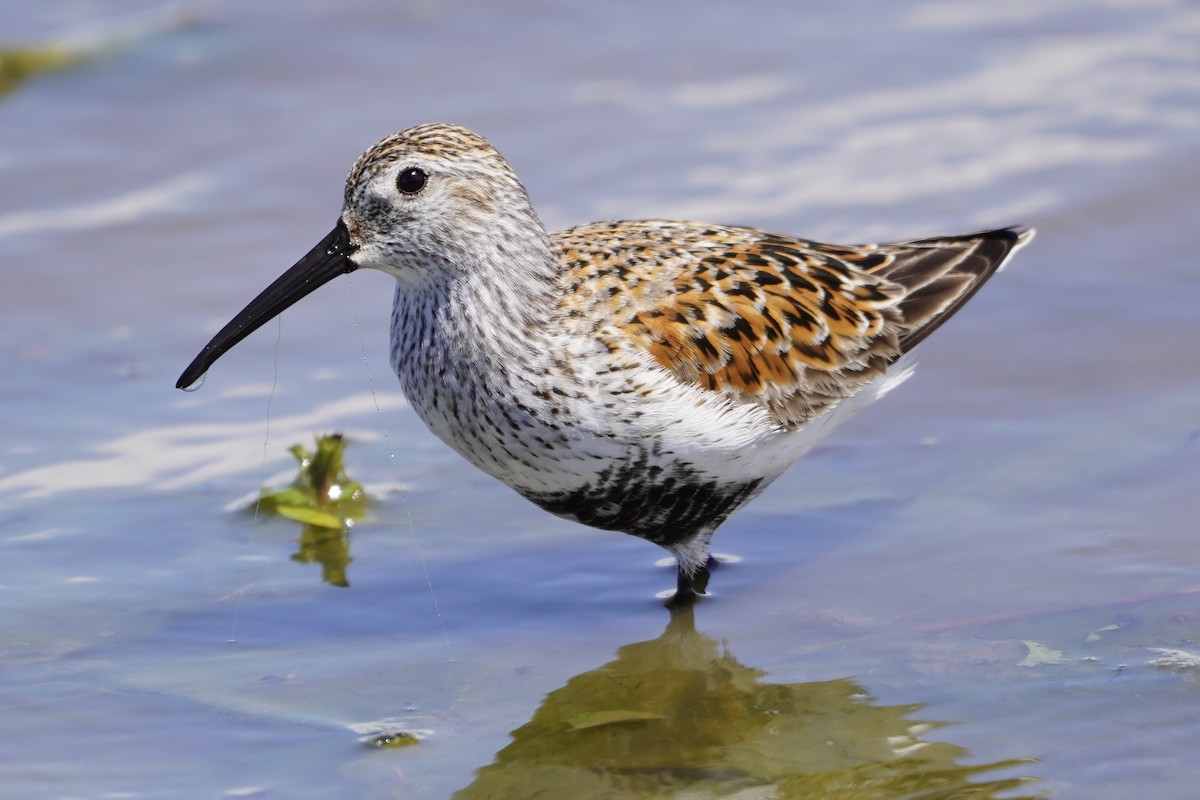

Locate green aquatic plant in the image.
[258,433,368,527]
[0,46,85,96]
[1,8,197,98]
[365,732,420,748]
[256,434,368,587]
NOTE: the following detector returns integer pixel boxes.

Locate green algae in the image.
[256,434,368,587]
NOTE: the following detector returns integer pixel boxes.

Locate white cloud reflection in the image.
[0,172,208,238]
[0,393,407,500]
[597,6,1200,232]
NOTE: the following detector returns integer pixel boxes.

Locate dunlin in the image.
[179,123,1033,605]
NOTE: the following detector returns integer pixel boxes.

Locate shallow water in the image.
[2,1,1199,797]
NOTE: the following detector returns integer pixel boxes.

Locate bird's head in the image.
[176,123,542,390]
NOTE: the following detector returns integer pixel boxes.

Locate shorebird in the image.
[178,123,1033,605]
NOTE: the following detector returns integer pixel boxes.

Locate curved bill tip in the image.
[179,371,206,392]
[176,219,357,390]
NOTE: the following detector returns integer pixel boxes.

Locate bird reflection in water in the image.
[453,607,1041,799]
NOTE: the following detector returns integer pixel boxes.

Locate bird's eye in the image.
[396,167,427,195]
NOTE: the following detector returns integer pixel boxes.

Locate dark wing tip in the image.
[875,225,1034,355]
[904,224,1034,246]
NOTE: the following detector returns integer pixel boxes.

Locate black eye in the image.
[396,167,427,194]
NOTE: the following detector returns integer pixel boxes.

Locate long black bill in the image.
[176,219,358,390]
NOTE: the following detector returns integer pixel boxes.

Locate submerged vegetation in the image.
[0,45,86,96]
[256,434,369,587]
[1,8,197,98]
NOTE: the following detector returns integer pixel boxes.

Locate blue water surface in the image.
[2,2,1198,797]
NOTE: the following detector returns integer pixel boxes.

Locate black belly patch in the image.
[520,458,763,547]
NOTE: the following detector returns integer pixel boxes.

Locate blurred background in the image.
[2,1,1198,797]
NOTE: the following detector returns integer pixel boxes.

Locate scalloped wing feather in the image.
[553,221,1030,429]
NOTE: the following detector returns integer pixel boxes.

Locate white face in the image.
[338,126,545,287]
[342,157,469,280]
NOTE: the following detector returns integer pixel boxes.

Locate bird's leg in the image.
[667,558,713,608]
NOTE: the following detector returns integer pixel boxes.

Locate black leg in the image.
[666,560,712,608]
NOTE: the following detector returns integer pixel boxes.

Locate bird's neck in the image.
[388,232,568,478]
[461,228,559,332]
[390,227,561,388]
